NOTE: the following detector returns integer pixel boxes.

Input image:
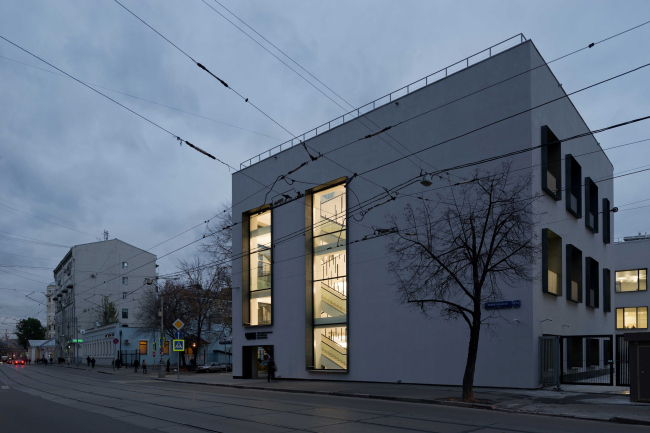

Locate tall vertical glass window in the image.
[313,184,347,370]
[249,210,272,326]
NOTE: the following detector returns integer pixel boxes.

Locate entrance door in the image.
[241,345,273,379]
[640,345,650,401]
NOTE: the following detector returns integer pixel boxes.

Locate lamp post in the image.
[158,290,165,378]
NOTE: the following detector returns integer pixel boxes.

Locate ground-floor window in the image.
[314,326,347,370]
[139,340,148,355]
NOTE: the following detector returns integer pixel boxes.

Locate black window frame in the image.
[585,177,598,233]
[242,206,273,328]
[585,257,599,309]
[602,198,611,244]
[565,154,582,218]
[603,268,611,313]
[616,306,649,330]
[566,244,583,303]
[542,228,562,296]
[615,268,648,292]
[541,126,562,200]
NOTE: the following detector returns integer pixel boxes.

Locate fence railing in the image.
[240,34,527,170]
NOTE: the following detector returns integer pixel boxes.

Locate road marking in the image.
[1,386,9,390]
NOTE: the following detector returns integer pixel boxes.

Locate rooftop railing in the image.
[240,34,527,170]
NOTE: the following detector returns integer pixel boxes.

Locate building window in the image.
[122,308,128,319]
[542,229,562,296]
[566,244,582,303]
[243,209,272,326]
[139,340,148,355]
[602,198,611,244]
[585,257,599,309]
[585,177,598,233]
[122,292,127,300]
[616,307,648,329]
[541,126,561,200]
[122,262,128,269]
[616,269,647,292]
[122,277,128,285]
[603,268,611,313]
[312,184,347,370]
[565,154,582,218]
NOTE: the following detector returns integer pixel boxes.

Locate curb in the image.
[153,378,650,426]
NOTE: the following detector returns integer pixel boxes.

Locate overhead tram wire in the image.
[230,18,650,205]
[0,55,284,141]
[112,0,389,192]
[0,202,97,239]
[201,0,443,176]
[246,18,650,178]
[351,61,650,177]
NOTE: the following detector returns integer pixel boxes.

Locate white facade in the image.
[614,237,650,333]
[231,39,615,388]
[53,239,157,362]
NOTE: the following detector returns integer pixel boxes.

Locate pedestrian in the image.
[166,358,170,373]
[91,358,96,369]
[134,359,139,373]
[112,359,115,370]
[49,357,53,365]
[267,357,276,383]
[116,358,121,370]
[142,360,147,374]
[42,356,46,366]
[87,356,91,367]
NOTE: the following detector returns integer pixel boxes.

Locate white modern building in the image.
[53,239,157,362]
[46,282,56,339]
[231,36,616,388]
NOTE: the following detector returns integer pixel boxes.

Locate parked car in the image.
[195,362,221,373]
[217,363,232,372]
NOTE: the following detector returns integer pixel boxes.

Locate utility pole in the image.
[158,290,165,378]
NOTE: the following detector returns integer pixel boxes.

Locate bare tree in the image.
[387,163,539,401]
[137,280,191,342]
[176,256,231,359]
[200,203,232,265]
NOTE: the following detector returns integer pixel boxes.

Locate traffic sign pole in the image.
[158,294,165,379]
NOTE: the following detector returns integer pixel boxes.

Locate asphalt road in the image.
[1,364,648,433]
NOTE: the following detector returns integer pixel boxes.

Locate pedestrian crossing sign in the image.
[172,339,184,352]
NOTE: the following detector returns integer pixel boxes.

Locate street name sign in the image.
[173,339,184,352]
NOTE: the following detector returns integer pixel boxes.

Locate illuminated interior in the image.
[313,185,347,369]
[615,269,647,292]
[616,307,648,329]
[250,210,272,326]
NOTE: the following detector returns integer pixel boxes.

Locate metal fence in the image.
[240,34,527,170]
[119,350,141,367]
[539,336,560,387]
[616,335,630,386]
[560,335,613,385]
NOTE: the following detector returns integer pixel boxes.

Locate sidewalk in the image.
[157,373,650,426]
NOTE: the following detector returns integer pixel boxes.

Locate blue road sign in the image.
[173,339,184,352]
[174,331,183,339]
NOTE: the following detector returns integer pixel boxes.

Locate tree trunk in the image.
[461,321,482,401]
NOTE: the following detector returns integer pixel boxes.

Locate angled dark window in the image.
[243,208,272,327]
[542,228,562,296]
[603,268,611,312]
[585,177,598,233]
[602,198,611,244]
[585,257,599,309]
[541,126,561,200]
[566,244,583,303]
[565,154,582,218]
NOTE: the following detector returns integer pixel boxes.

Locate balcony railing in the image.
[240,34,527,170]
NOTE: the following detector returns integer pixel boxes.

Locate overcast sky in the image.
[1,0,650,335]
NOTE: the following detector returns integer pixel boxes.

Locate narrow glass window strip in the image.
[249,210,272,326]
[313,184,347,370]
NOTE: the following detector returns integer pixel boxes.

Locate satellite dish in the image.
[80,329,86,335]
